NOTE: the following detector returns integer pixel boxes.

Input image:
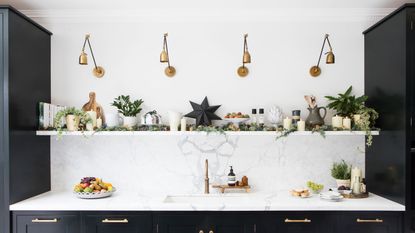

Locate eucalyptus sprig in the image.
[195,125,226,135]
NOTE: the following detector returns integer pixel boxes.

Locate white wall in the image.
[29,8,389,194]
[30,9,386,122]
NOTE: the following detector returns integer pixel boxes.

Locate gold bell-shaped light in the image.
[79,51,88,65]
[243,51,251,64]
[160,33,176,77]
[309,34,335,77]
[160,50,169,63]
[237,34,251,78]
[79,34,105,78]
[326,50,335,64]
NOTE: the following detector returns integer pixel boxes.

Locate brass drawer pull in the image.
[356,218,383,223]
[31,218,58,223]
[102,219,129,223]
[284,218,311,223]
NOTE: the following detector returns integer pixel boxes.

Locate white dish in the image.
[224,118,250,124]
[74,188,116,199]
[319,191,344,202]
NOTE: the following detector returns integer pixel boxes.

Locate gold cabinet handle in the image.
[284,218,311,223]
[356,218,383,223]
[31,218,58,223]
[102,219,129,223]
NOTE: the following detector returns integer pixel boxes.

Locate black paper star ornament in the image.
[185,96,222,126]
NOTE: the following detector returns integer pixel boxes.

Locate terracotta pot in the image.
[336,179,351,188]
[66,115,80,131]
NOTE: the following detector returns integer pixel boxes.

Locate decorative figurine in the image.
[82,92,105,124]
[185,96,221,126]
[267,106,282,126]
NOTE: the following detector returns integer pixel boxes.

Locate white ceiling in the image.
[0,0,412,10]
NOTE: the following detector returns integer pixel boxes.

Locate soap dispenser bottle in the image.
[228,166,236,186]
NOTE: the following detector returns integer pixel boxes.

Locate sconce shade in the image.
[326,51,335,64]
[160,50,169,63]
[79,51,88,65]
[243,51,251,64]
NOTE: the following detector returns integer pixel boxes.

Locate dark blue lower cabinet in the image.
[264,212,335,233]
[12,211,404,233]
[82,212,152,233]
[13,212,80,233]
[336,212,402,233]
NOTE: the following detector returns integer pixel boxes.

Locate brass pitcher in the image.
[305,106,327,128]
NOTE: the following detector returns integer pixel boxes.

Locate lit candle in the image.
[343,117,351,130]
[96,117,103,129]
[283,117,292,130]
[86,110,97,127]
[180,117,187,131]
[332,115,343,128]
[297,119,305,131]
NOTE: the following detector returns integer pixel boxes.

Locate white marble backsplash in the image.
[51,135,365,196]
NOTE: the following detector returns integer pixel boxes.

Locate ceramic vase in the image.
[305,106,327,128]
[123,116,138,128]
[66,115,79,131]
[106,113,121,127]
[336,179,351,188]
[168,111,182,131]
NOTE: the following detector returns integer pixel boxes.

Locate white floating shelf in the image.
[36,130,379,136]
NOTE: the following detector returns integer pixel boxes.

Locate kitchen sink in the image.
[163,194,259,205]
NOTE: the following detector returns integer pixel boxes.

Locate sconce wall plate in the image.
[79,34,105,78]
[237,66,249,77]
[309,34,335,78]
[238,34,251,78]
[160,33,176,78]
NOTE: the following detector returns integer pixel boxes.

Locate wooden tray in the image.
[212,184,251,193]
[342,192,369,199]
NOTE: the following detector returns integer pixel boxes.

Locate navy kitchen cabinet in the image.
[82,212,152,233]
[0,5,52,233]
[263,212,334,233]
[206,213,258,233]
[156,213,208,233]
[363,3,415,232]
[336,212,402,233]
[13,212,80,233]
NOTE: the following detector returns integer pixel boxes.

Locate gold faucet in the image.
[204,159,209,194]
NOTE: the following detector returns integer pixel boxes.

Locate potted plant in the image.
[54,107,91,132]
[111,95,144,128]
[331,160,351,188]
[354,106,379,146]
[325,86,368,118]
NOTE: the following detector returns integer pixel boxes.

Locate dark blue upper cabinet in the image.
[363,3,415,233]
[0,5,52,233]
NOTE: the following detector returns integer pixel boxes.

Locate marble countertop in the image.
[10,191,405,211]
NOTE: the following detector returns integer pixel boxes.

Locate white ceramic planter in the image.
[123,116,138,128]
[336,179,351,188]
[66,115,79,131]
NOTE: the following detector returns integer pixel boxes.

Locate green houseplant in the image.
[54,107,91,133]
[325,86,368,117]
[354,106,379,146]
[331,160,351,188]
[111,95,144,128]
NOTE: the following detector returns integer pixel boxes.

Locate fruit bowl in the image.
[73,177,115,199]
[74,188,116,199]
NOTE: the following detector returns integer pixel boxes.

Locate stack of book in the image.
[38,102,67,130]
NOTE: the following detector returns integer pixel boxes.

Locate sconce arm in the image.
[316,34,329,67]
[86,37,99,69]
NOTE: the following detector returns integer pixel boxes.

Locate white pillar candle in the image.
[180,117,187,131]
[86,122,94,131]
[96,118,103,129]
[343,117,351,130]
[283,117,292,130]
[332,115,343,128]
[297,119,305,131]
[351,167,362,194]
[168,111,182,131]
[86,111,97,127]
[353,114,361,123]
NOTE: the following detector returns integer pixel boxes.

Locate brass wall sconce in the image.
[160,33,176,77]
[309,34,335,77]
[237,34,251,78]
[79,34,105,78]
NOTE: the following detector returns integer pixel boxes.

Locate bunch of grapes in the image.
[81,177,96,184]
[307,181,324,193]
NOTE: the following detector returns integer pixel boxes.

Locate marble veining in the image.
[51,134,365,196]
